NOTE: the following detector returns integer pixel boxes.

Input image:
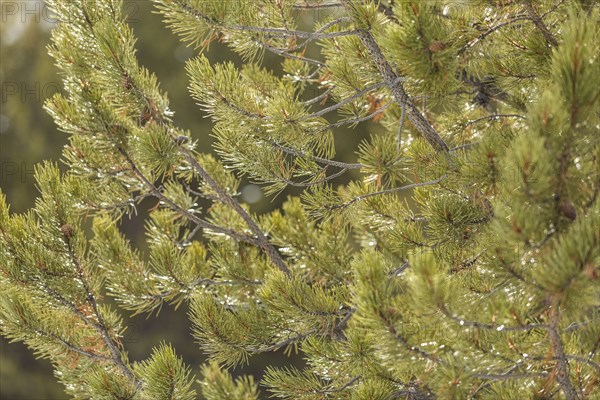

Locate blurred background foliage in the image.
[0,1,370,398]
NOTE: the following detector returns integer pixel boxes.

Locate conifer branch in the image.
[65,7,291,277]
[176,0,358,39]
[62,226,139,385]
[44,331,114,362]
[282,17,352,52]
[271,142,363,169]
[463,114,526,128]
[341,0,449,152]
[178,149,291,276]
[440,305,548,332]
[302,86,334,106]
[310,102,391,132]
[548,305,579,400]
[98,64,290,276]
[460,15,530,54]
[292,2,342,9]
[279,167,350,187]
[329,175,446,211]
[120,147,268,251]
[255,39,326,67]
[301,81,387,120]
[66,2,288,279]
[4,1,598,397]
[257,329,317,352]
[524,1,559,47]
[323,375,361,393]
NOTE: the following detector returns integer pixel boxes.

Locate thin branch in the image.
[324,375,361,393]
[334,307,356,332]
[279,166,350,187]
[178,0,357,39]
[311,102,391,132]
[473,371,548,381]
[341,0,449,152]
[275,0,291,31]
[463,114,526,128]
[563,318,599,332]
[459,15,531,54]
[301,81,387,120]
[439,303,548,332]
[397,104,405,152]
[282,17,352,52]
[117,147,264,249]
[272,142,363,169]
[177,147,291,276]
[257,330,316,352]
[292,2,342,9]
[540,0,566,18]
[329,175,447,211]
[63,229,139,385]
[302,86,334,106]
[81,193,148,214]
[524,1,558,47]
[37,329,114,362]
[391,326,440,363]
[548,306,579,400]
[256,38,326,67]
[449,142,478,152]
[526,354,600,373]
[375,1,397,23]
[390,260,410,276]
[179,222,203,247]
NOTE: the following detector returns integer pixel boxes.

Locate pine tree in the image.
[1,0,599,398]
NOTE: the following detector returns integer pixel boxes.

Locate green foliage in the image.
[1,0,599,399]
[135,343,196,400]
[199,361,259,400]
